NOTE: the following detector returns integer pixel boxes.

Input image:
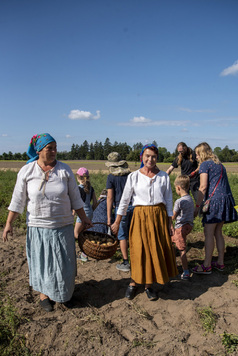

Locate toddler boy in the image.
[172,175,194,280]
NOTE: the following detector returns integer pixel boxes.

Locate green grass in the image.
[89,172,108,198]
[221,332,238,354]
[197,306,218,334]
[0,297,31,355]
[232,279,238,287]
[0,171,237,236]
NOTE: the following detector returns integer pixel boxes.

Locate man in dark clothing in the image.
[106,152,134,272]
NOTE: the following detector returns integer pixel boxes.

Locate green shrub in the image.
[221,332,238,354]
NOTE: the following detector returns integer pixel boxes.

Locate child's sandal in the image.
[192,264,212,275]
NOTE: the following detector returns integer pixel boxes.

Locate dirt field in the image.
[1,230,238,355]
[1,160,238,355]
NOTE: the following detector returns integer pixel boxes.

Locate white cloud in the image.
[220,60,238,76]
[178,107,216,113]
[65,134,71,138]
[132,116,152,123]
[1,134,8,137]
[68,110,100,120]
[120,118,191,127]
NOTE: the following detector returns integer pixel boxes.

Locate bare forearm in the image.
[6,211,19,225]
[107,191,114,224]
[166,166,174,175]
[3,211,19,242]
[75,208,87,221]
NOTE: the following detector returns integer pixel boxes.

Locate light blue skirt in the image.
[26,225,76,303]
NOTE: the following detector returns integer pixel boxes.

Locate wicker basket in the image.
[78,223,118,260]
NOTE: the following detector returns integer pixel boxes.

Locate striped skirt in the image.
[129,204,178,285]
[26,224,77,303]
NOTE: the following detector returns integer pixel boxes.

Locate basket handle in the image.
[91,222,117,240]
[92,222,110,226]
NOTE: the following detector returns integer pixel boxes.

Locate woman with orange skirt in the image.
[111,144,178,300]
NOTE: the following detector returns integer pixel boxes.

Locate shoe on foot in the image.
[78,252,88,262]
[40,298,53,312]
[145,288,158,301]
[181,272,190,280]
[211,261,225,271]
[116,262,130,272]
[62,299,74,308]
[125,285,136,300]
[192,264,212,275]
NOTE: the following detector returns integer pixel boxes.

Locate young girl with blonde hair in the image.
[193,142,237,274]
[74,167,97,261]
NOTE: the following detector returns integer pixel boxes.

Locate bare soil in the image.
[1,229,238,356]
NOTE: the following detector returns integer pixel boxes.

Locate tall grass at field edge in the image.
[0,171,237,237]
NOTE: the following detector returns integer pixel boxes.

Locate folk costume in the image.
[117,164,178,285]
[8,134,84,303]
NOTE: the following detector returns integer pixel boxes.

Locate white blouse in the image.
[8,161,84,228]
[116,169,173,217]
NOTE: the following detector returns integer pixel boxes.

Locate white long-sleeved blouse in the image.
[8,160,84,228]
[116,169,173,217]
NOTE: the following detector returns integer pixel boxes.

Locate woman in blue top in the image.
[193,142,237,274]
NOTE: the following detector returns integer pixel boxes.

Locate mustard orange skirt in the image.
[129,204,178,285]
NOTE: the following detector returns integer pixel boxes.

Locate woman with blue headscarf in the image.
[2,133,92,312]
[111,144,178,301]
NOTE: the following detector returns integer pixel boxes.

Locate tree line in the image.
[1,138,238,163]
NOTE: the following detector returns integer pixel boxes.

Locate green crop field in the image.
[0,169,237,237]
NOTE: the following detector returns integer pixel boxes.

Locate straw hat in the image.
[105,152,130,176]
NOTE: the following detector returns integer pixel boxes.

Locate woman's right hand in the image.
[2,223,13,242]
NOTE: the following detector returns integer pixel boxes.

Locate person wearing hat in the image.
[2,133,92,312]
[106,152,134,272]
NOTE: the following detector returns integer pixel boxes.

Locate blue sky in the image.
[1,0,238,154]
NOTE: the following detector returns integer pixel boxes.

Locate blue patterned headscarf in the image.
[27,133,56,164]
[140,144,158,168]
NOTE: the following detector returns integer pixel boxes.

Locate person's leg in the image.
[203,223,216,267]
[180,249,188,271]
[180,224,192,274]
[115,207,130,271]
[214,222,225,265]
[74,220,88,260]
[192,223,216,274]
[120,239,128,260]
